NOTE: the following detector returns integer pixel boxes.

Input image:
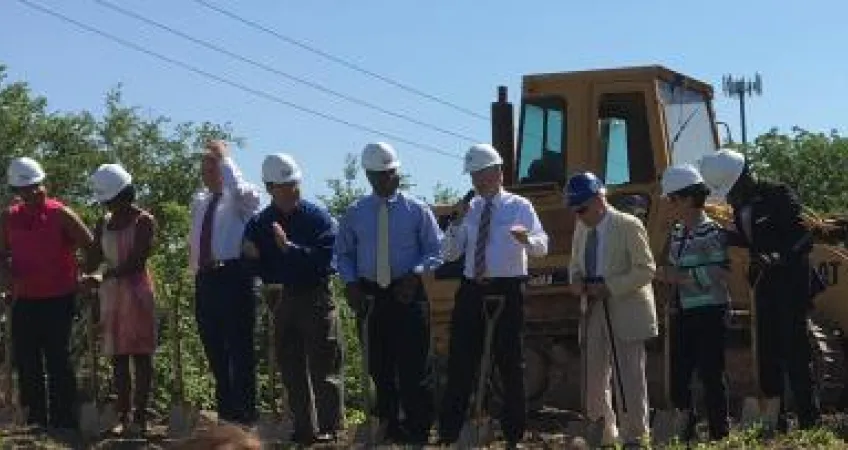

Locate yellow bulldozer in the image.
[422,65,848,416]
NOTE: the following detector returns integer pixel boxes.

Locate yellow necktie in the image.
[376,200,391,288]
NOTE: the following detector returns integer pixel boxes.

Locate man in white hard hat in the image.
[189,140,261,425]
[565,171,657,447]
[437,143,549,447]
[335,142,443,445]
[656,164,730,441]
[242,153,343,445]
[0,156,93,429]
[699,148,821,430]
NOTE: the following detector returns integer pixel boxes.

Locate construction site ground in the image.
[1,408,848,449]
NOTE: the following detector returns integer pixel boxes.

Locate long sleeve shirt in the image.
[243,200,336,288]
[441,189,548,278]
[335,192,444,285]
[189,157,261,273]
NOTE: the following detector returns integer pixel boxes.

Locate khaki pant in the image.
[584,301,650,445]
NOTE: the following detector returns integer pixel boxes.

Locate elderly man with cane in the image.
[566,172,658,448]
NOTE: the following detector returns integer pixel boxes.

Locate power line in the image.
[94,0,480,144]
[190,0,490,122]
[15,0,462,161]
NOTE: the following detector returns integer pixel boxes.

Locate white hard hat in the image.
[697,148,746,199]
[463,143,503,174]
[7,157,46,187]
[262,153,302,184]
[661,164,704,197]
[90,163,132,202]
[361,142,400,172]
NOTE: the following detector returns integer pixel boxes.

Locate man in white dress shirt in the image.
[436,143,548,447]
[190,140,261,425]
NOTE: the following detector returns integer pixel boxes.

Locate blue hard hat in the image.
[565,172,605,206]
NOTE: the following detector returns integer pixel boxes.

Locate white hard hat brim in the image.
[9,173,45,188]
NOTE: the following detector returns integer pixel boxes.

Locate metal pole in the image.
[739,91,748,146]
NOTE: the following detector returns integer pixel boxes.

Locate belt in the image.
[462,276,524,287]
[197,258,241,273]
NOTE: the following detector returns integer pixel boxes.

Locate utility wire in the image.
[190,0,490,122]
[94,0,480,144]
[16,0,462,160]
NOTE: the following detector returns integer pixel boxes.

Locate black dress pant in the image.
[358,278,434,442]
[195,262,258,424]
[755,262,821,428]
[12,294,77,428]
[669,304,730,440]
[438,278,526,443]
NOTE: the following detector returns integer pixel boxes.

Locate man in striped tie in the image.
[437,144,549,448]
[335,142,444,445]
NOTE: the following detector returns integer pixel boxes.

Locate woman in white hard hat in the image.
[0,156,93,429]
[699,148,822,430]
[656,164,731,441]
[81,163,157,434]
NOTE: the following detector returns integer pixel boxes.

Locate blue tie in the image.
[584,227,598,278]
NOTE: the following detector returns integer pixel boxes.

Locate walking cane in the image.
[600,295,627,414]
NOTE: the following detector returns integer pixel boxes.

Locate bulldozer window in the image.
[517,97,566,185]
[658,81,717,166]
[598,92,656,186]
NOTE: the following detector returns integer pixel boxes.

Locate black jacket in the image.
[728,180,812,263]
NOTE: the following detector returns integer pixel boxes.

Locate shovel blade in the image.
[651,409,689,445]
[565,418,604,448]
[353,416,385,445]
[167,403,198,438]
[255,415,292,442]
[740,397,780,432]
[79,402,100,439]
[457,419,492,448]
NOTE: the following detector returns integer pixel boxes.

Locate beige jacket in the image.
[570,207,658,341]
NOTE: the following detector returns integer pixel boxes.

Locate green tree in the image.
[737,127,848,214]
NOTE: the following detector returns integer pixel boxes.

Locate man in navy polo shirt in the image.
[243,153,343,445]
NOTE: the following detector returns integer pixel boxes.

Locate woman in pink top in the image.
[0,157,93,429]
[82,164,157,435]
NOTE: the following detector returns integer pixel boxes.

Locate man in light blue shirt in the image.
[335,142,443,445]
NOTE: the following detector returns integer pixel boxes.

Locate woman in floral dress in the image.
[83,163,157,434]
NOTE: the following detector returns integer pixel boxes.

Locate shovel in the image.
[457,294,505,448]
[0,294,25,427]
[651,284,689,445]
[79,291,103,440]
[168,280,198,438]
[564,294,603,447]
[255,283,292,442]
[739,273,781,432]
[353,294,384,446]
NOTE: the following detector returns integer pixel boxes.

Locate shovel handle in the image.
[472,295,505,417]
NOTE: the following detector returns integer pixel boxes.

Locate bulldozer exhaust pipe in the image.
[491,85,515,186]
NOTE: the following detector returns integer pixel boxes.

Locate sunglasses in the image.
[574,205,589,215]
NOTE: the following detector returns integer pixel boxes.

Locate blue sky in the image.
[2,0,846,205]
